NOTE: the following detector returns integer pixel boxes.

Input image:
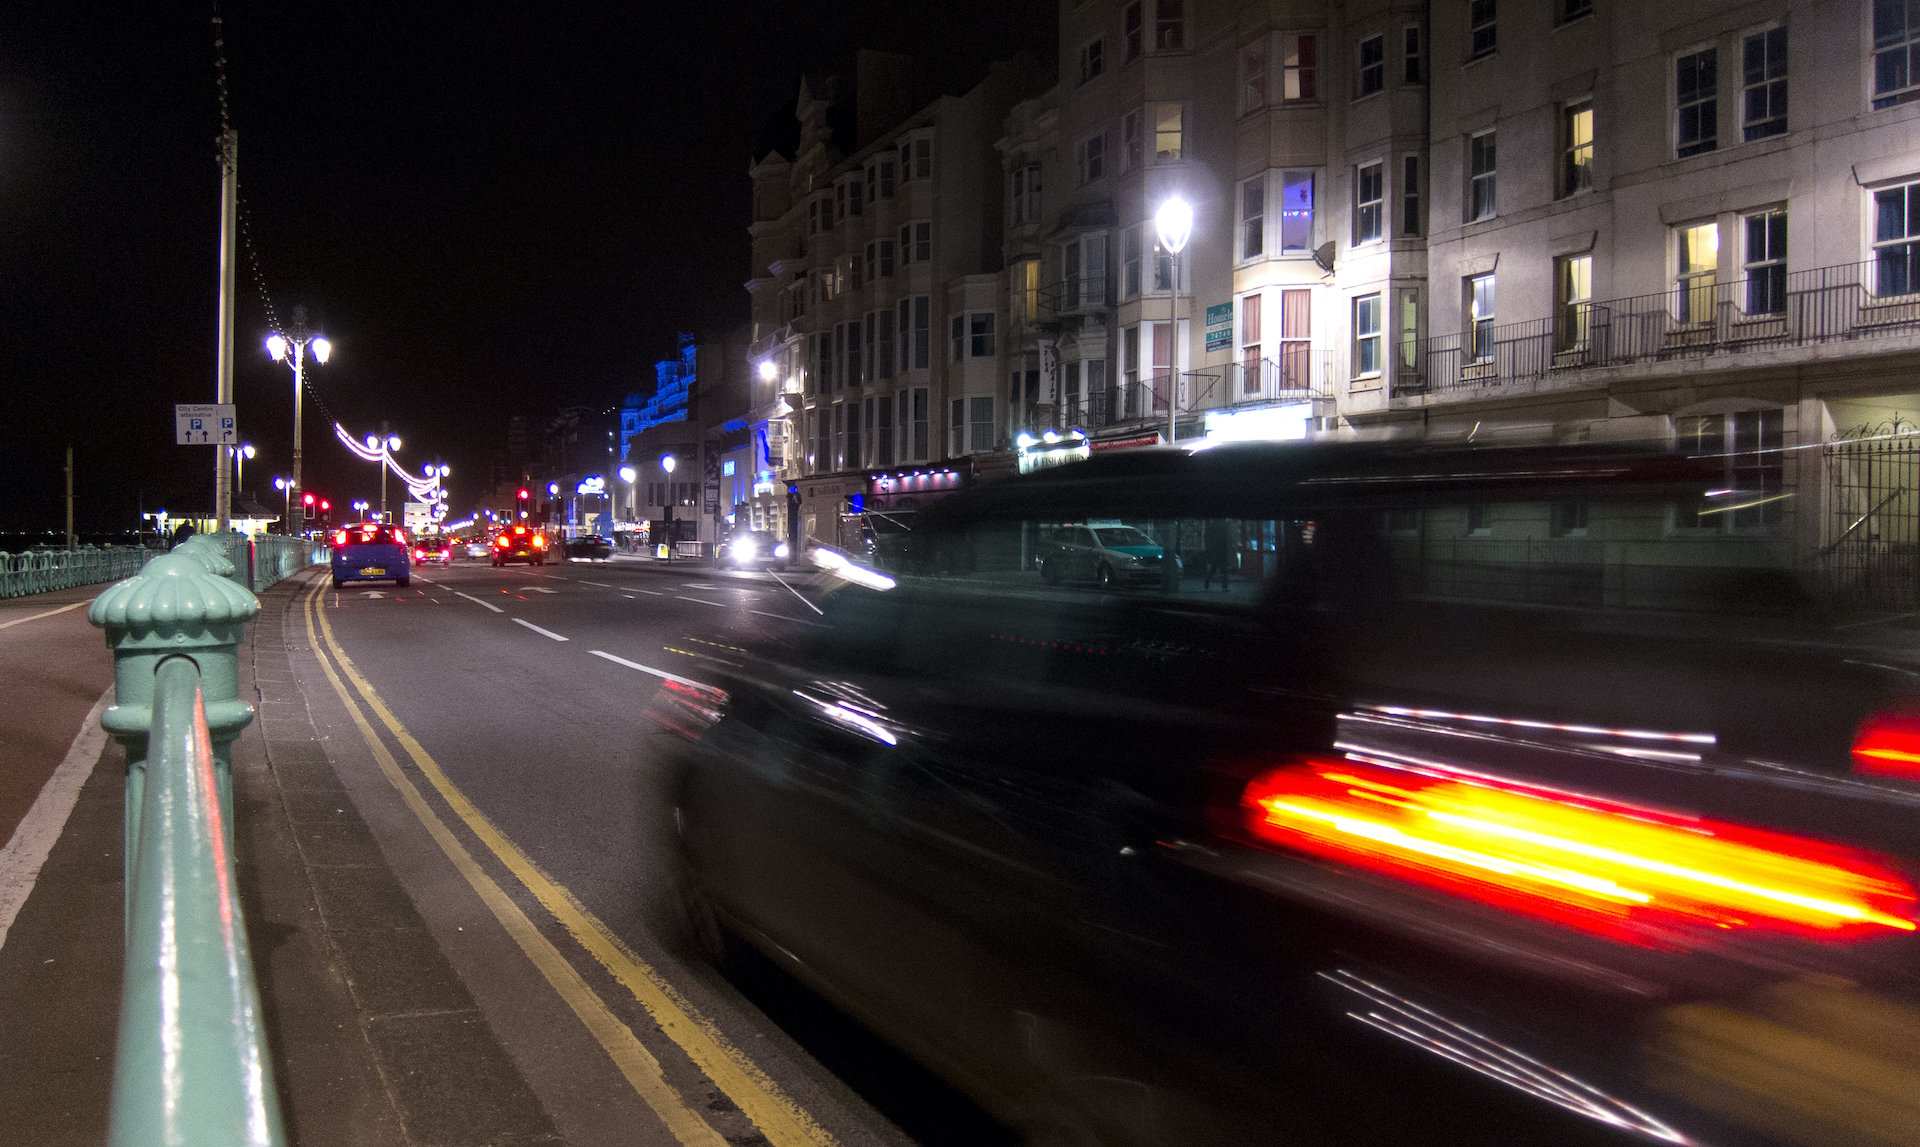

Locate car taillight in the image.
[495,535,509,548]
[333,529,348,546]
[1241,756,1916,945]
[532,534,546,548]
[1853,711,1920,782]
[414,549,425,559]
[642,679,730,741]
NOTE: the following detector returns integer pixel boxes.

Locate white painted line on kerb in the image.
[676,597,726,608]
[0,688,112,952]
[513,618,569,642]
[589,650,701,688]
[454,591,505,613]
[0,600,91,631]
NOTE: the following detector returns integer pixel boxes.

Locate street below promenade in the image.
[286,556,1015,1147]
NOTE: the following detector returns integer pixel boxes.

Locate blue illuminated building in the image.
[619,333,695,463]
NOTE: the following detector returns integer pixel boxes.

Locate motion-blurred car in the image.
[565,534,614,561]
[656,440,1920,1147]
[1034,520,1177,587]
[412,537,453,565]
[463,538,490,560]
[330,523,410,588]
[715,529,789,571]
[490,524,548,567]
[855,510,916,572]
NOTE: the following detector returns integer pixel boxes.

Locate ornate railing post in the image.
[90,548,260,915]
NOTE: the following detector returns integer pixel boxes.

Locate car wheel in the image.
[331,576,342,589]
[397,577,410,588]
[1095,562,1113,588]
[1041,560,1061,586]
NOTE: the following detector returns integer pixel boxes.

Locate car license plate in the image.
[361,567,385,575]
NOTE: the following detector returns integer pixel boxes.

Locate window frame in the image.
[1242,37,1269,114]
[1155,0,1185,52]
[1241,174,1267,261]
[1282,32,1320,100]
[1675,45,1719,158]
[1743,208,1787,315]
[1076,131,1107,186]
[1151,102,1185,163]
[1741,26,1787,141]
[1874,0,1920,109]
[1079,36,1106,84]
[1555,254,1594,351]
[1124,1,1144,63]
[1357,33,1386,97]
[1468,131,1497,221]
[1468,273,1497,362]
[1562,99,1594,197]
[1673,220,1721,324]
[1404,25,1423,83]
[1356,161,1385,243]
[1469,0,1496,60]
[969,312,996,359]
[1281,169,1316,252]
[1873,182,1920,296]
[1402,155,1422,236]
[1354,292,1383,378]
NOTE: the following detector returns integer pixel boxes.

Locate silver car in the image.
[1037,521,1176,587]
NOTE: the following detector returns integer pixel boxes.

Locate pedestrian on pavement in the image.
[1203,518,1232,591]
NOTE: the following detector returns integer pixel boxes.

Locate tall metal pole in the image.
[215,129,238,532]
[1167,247,1180,447]
[291,341,304,525]
[379,421,390,520]
[65,445,74,550]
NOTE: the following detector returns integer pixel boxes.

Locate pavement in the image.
[0,570,560,1146]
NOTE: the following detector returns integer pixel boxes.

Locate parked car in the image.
[654,440,1920,1147]
[715,529,790,571]
[490,524,549,566]
[1034,521,1178,588]
[330,523,410,588]
[565,534,614,561]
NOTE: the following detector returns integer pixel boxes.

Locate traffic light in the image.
[319,499,332,525]
[303,492,316,520]
[517,487,530,519]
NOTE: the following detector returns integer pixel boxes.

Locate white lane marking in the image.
[636,589,665,596]
[579,581,613,589]
[454,591,505,613]
[747,609,827,628]
[413,577,436,585]
[0,688,112,952]
[679,583,721,590]
[588,650,700,687]
[623,595,635,600]
[513,618,569,642]
[676,597,725,608]
[517,586,559,594]
[361,591,387,599]
[0,600,91,631]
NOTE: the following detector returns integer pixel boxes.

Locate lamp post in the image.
[422,461,450,530]
[272,477,292,534]
[661,454,677,564]
[1154,196,1193,446]
[234,443,255,510]
[365,433,402,519]
[618,465,637,534]
[264,306,331,518]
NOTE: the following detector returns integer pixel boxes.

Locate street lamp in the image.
[1154,196,1193,446]
[272,476,292,533]
[365,433,402,519]
[264,305,331,518]
[618,465,637,528]
[661,454,677,564]
[234,443,255,508]
[352,499,369,521]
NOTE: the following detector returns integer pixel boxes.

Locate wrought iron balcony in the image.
[1402,257,1920,398]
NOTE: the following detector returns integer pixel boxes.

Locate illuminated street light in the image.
[661,455,676,565]
[352,499,369,521]
[618,465,637,525]
[758,360,778,382]
[272,476,293,533]
[234,443,256,505]
[265,305,331,520]
[1154,196,1193,446]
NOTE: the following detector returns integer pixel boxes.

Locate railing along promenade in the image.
[88,534,287,1147]
[2,532,318,599]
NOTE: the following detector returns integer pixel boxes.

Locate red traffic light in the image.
[517,487,530,500]
[303,492,316,506]
[319,500,331,512]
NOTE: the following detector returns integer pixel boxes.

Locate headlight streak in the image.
[1361,705,1717,746]
[794,691,898,745]
[808,547,896,592]
[1245,757,1918,943]
[1320,970,1694,1144]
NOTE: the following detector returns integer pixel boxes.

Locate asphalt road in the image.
[299,555,1016,1147]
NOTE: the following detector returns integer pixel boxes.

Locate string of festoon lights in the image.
[333,423,448,505]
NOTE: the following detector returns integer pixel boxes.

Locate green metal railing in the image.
[0,545,157,598]
[91,538,286,1147]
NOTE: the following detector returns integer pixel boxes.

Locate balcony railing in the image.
[1036,275,1110,318]
[1054,352,1333,432]
[1405,257,1920,397]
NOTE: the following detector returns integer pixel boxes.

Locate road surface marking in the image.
[587,650,702,687]
[512,618,569,642]
[746,610,827,627]
[579,581,613,588]
[636,589,665,596]
[300,588,732,1147]
[304,583,836,1147]
[361,591,387,599]
[0,687,111,952]
[413,577,436,585]
[453,591,505,613]
[623,595,635,600]
[679,583,721,590]
[518,586,559,594]
[675,597,725,608]
[0,600,92,631]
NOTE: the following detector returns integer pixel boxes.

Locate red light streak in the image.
[1243,757,1917,944]
[1853,711,1920,782]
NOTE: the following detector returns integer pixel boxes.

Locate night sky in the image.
[0,2,1056,534]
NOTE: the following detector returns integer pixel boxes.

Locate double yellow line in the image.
[300,577,836,1147]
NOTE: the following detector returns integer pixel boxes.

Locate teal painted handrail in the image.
[92,552,284,1147]
[0,545,157,599]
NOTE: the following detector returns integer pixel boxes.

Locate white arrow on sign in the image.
[517,586,558,593]
[361,591,386,599]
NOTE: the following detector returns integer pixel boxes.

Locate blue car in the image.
[330,523,411,588]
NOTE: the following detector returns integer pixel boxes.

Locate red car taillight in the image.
[495,535,509,548]
[1853,711,1920,782]
[414,548,426,560]
[532,534,547,548]
[642,679,730,741]
[1241,756,1917,945]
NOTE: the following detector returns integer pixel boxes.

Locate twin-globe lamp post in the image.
[272,476,293,532]
[424,462,451,528]
[234,443,255,507]
[661,454,677,564]
[265,312,331,518]
[352,499,370,522]
[1153,196,1193,446]
[366,434,403,520]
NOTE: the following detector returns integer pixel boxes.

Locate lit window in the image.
[1354,293,1382,376]
[1241,292,1263,394]
[1468,274,1496,362]
[1675,222,1719,323]
[1283,33,1318,99]
[1744,210,1786,314]
[1743,28,1787,140]
[1556,254,1592,351]
[1282,171,1315,251]
[1676,48,1718,157]
[1468,132,1496,220]
[1153,103,1184,161]
[1563,101,1593,195]
[1356,162,1383,243]
[1358,34,1385,96]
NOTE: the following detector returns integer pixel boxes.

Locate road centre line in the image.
[301,582,834,1147]
[513,618,569,642]
[675,597,725,608]
[454,591,505,613]
[636,589,665,596]
[0,599,91,631]
[747,609,827,628]
[299,588,732,1147]
[579,581,613,588]
[587,650,703,687]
